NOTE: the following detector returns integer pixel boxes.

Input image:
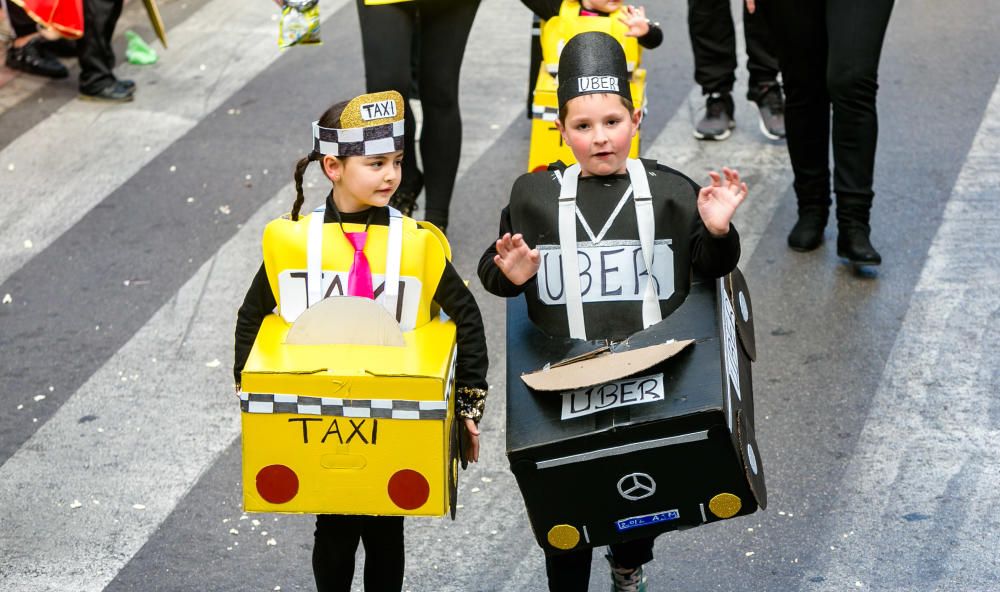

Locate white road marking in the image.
[812,75,1000,590]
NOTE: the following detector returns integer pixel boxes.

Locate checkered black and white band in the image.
[240,392,448,420]
[312,120,405,157]
[532,105,559,121]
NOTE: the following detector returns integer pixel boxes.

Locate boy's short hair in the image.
[558,94,635,124]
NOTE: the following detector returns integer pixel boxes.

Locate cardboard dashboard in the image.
[506,269,765,552]
[240,297,460,518]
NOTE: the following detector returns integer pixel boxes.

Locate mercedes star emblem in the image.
[617,472,656,501]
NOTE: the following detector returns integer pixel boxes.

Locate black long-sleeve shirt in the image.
[235,197,488,394]
[521,0,664,49]
[478,160,740,340]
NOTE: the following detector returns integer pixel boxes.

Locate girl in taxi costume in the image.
[234,91,488,592]
[479,33,747,592]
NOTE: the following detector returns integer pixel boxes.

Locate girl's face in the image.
[556,93,640,177]
[323,150,404,213]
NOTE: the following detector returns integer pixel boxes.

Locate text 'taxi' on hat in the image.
[312,90,405,157]
[557,31,632,109]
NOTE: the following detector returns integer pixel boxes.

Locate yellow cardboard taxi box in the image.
[240,212,460,517]
[528,0,647,172]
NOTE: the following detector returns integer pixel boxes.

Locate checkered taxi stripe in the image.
[240,393,448,420]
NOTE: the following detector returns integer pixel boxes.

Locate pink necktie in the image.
[345,231,374,299]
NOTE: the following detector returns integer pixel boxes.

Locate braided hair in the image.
[291,100,350,221]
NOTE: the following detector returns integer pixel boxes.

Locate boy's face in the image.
[556,93,640,177]
[582,0,623,12]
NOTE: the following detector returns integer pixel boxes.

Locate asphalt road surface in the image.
[0,0,998,590]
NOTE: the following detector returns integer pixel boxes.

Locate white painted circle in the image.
[738,291,749,322]
[746,443,758,475]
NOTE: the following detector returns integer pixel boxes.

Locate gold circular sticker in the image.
[546,524,581,550]
[708,493,742,519]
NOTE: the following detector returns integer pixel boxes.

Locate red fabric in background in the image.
[10,0,84,39]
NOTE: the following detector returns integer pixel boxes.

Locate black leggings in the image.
[761,0,894,213]
[687,0,780,97]
[544,537,655,592]
[355,0,481,228]
[312,514,405,592]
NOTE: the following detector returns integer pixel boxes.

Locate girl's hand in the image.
[462,418,480,464]
[619,5,650,38]
[745,0,756,14]
[698,167,748,236]
[493,233,540,285]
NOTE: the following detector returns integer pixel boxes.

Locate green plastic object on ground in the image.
[125,30,158,65]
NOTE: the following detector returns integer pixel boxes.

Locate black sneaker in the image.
[693,92,735,141]
[751,82,786,140]
[38,37,78,57]
[6,37,69,79]
[79,80,136,103]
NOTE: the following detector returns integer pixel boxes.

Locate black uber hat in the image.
[557,31,632,109]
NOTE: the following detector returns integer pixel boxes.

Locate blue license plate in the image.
[614,510,680,532]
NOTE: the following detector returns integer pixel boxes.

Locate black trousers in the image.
[79,0,123,93]
[355,0,481,228]
[5,0,38,38]
[313,514,405,592]
[544,537,655,592]
[760,0,894,217]
[687,0,779,98]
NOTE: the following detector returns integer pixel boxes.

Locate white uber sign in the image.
[277,269,423,330]
[560,372,665,420]
[536,240,675,305]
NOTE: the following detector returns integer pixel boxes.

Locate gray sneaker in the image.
[693,92,735,141]
[752,82,786,140]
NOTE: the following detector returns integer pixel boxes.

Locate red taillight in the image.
[531,165,549,173]
[387,469,430,510]
[256,464,299,504]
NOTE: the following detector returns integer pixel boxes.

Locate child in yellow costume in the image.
[234,92,488,592]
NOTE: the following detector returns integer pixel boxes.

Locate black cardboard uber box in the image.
[506,269,765,552]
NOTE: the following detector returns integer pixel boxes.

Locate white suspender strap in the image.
[557,164,587,340]
[382,206,403,318]
[306,206,326,309]
[626,158,662,329]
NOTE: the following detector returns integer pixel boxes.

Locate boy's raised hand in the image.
[698,167,748,236]
[494,232,540,286]
[619,5,651,38]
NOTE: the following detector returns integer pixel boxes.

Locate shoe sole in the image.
[692,125,733,141]
[758,116,785,141]
[78,92,135,103]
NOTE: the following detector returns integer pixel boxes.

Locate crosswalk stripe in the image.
[810,74,1000,590]
[0,1,531,588]
[0,0,350,287]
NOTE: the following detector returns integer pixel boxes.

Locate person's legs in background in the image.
[760,0,831,252]
[742,1,785,139]
[79,0,133,101]
[355,0,422,216]
[826,0,894,265]
[687,0,737,140]
[3,0,68,78]
[414,0,481,232]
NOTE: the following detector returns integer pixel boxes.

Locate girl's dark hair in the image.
[291,100,350,221]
